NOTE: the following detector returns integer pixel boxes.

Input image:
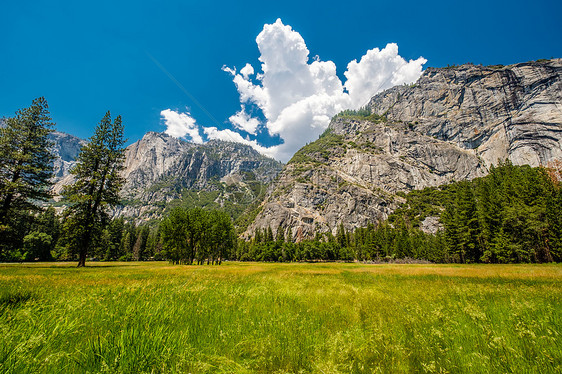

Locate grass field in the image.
[1,262,561,373]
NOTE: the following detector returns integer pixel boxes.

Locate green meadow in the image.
[1,262,561,373]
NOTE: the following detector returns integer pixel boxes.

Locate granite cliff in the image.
[49,131,87,195]
[115,132,282,221]
[50,131,283,222]
[246,59,562,240]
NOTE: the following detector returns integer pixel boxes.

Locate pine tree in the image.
[275,226,285,243]
[0,97,55,226]
[61,112,125,267]
[265,226,274,243]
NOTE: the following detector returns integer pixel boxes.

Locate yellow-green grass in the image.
[1,262,561,373]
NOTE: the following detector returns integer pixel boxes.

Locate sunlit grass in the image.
[1,262,561,373]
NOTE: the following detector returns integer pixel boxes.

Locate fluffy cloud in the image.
[221,19,426,161]
[160,109,203,144]
[228,106,260,135]
[203,126,278,159]
[164,19,426,162]
[344,43,427,108]
[222,19,352,160]
[239,63,254,79]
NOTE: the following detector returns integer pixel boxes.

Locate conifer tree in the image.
[265,226,274,243]
[61,112,125,267]
[0,97,55,226]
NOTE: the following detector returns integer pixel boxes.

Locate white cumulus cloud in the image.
[163,19,426,162]
[160,109,203,144]
[344,43,427,108]
[221,19,426,161]
[228,106,261,135]
[240,63,254,79]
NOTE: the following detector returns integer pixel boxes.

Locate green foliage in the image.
[0,97,55,223]
[388,187,449,227]
[289,129,345,164]
[388,161,562,263]
[0,98,55,258]
[239,222,446,263]
[439,161,560,263]
[334,107,387,123]
[160,207,236,265]
[22,232,53,261]
[61,111,126,266]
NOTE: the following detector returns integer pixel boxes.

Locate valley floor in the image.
[1,262,561,373]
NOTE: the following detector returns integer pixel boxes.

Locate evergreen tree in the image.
[265,226,274,243]
[0,98,55,256]
[275,226,285,244]
[61,112,125,267]
[105,217,124,260]
[0,97,55,223]
[254,228,263,243]
[161,207,235,265]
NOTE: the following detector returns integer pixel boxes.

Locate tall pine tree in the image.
[0,97,55,225]
[61,111,125,267]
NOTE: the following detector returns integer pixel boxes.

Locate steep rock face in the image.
[48,131,283,221]
[105,132,283,221]
[247,59,562,240]
[49,131,87,195]
[369,60,562,167]
[121,132,197,200]
[120,133,281,202]
[50,131,86,177]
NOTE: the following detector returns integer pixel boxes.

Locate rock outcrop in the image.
[50,131,86,178]
[49,131,87,195]
[49,131,283,222]
[115,132,283,221]
[246,59,562,240]
[369,60,562,167]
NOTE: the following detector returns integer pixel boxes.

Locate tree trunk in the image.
[77,250,87,267]
[0,194,13,224]
[77,226,92,267]
[0,168,21,224]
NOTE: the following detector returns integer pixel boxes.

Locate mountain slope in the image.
[246,59,562,240]
[49,131,283,222]
[116,132,283,221]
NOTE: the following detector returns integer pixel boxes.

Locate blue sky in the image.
[1,0,561,161]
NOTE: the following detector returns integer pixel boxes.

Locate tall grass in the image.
[0,262,561,373]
